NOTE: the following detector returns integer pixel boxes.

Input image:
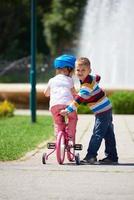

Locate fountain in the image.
[77,0,134,89]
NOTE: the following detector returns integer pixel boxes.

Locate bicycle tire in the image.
[42,153,47,164]
[67,140,75,162]
[56,131,65,164]
[75,153,80,165]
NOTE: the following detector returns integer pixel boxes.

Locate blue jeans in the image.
[86,109,118,161]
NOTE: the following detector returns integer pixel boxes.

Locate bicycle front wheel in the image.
[67,140,75,161]
[56,131,65,164]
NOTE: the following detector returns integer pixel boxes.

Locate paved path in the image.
[0,113,134,200]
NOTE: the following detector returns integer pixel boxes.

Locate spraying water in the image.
[77,0,134,89]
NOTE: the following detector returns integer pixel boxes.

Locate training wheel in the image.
[42,153,47,164]
[75,153,80,165]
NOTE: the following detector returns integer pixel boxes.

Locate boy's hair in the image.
[76,57,91,67]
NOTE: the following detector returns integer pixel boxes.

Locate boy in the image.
[61,57,118,164]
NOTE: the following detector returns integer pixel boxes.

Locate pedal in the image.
[74,144,83,150]
[47,142,56,149]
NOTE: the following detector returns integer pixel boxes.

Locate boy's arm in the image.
[60,100,77,116]
[61,76,100,116]
[61,86,90,115]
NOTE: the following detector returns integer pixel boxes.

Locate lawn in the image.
[0,115,54,161]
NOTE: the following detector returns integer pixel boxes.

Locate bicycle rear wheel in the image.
[56,131,65,164]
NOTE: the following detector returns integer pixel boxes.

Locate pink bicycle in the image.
[42,118,82,165]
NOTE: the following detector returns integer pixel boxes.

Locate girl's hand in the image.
[60,109,68,116]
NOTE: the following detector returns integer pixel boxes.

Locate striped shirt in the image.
[66,75,112,114]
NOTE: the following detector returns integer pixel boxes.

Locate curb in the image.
[19,137,54,161]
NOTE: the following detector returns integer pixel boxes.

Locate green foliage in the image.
[77,103,92,114]
[0,115,53,160]
[43,0,87,55]
[0,0,30,60]
[0,100,15,117]
[109,91,134,114]
[0,0,88,60]
[0,0,52,60]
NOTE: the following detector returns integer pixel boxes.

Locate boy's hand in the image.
[60,109,68,116]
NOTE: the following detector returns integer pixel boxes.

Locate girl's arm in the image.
[71,87,77,98]
[44,86,50,97]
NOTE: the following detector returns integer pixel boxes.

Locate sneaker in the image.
[99,157,118,165]
[81,157,97,164]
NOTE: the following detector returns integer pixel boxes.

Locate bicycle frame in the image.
[42,116,82,165]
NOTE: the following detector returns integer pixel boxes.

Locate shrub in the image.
[109,91,134,114]
[0,100,15,117]
[77,103,92,114]
[77,91,134,114]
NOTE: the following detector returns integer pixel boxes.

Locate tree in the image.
[0,0,87,60]
[43,0,87,56]
[0,0,52,60]
[0,0,30,60]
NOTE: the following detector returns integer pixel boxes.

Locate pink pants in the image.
[51,104,78,141]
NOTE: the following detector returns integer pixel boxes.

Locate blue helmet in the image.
[54,54,76,69]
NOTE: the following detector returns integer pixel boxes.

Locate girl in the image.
[44,54,78,144]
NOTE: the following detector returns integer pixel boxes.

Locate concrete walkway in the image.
[0,111,134,200]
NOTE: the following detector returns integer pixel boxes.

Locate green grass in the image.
[0,115,54,161]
